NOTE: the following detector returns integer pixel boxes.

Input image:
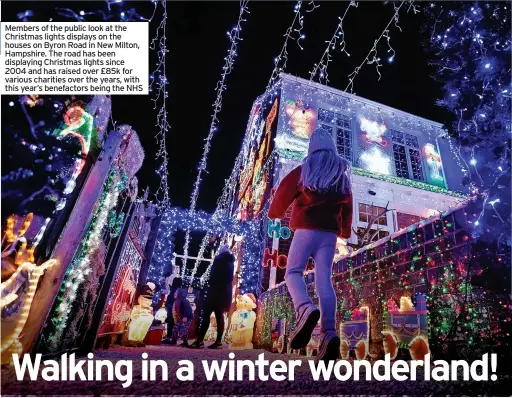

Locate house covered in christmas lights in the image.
[231,74,509,358]
[231,73,468,291]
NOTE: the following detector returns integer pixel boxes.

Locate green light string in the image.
[274,147,467,198]
[47,168,127,350]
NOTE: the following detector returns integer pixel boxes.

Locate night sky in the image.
[3,1,451,212]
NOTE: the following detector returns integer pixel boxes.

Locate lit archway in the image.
[148,207,262,295]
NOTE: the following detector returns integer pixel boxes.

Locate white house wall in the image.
[276,157,464,241]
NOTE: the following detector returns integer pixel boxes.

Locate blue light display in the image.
[423,2,511,244]
[147,207,263,295]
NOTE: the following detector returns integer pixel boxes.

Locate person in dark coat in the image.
[190,245,235,349]
[161,276,182,345]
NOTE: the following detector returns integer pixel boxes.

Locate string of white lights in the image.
[183,0,250,278]
[55,0,156,22]
[193,0,314,278]
[309,1,358,85]
[265,1,305,93]
[150,0,171,208]
[345,0,412,93]
[191,146,247,282]
[221,0,309,214]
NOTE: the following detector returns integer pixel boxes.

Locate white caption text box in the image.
[0,22,149,95]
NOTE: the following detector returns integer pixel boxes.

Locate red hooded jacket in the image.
[268,166,353,239]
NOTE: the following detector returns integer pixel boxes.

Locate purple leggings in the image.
[285,229,337,333]
[171,319,192,341]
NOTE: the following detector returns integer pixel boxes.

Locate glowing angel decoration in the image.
[360,116,387,146]
[1,213,56,364]
[424,143,443,180]
[57,105,95,198]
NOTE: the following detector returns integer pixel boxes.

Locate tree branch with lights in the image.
[423,2,511,247]
[423,2,511,356]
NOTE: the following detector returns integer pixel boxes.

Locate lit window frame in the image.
[317,106,353,163]
[389,129,426,182]
[354,200,394,244]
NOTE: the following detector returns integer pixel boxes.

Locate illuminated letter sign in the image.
[267,219,291,239]
[262,248,288,269]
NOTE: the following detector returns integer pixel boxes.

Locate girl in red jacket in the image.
[268,128,353,362]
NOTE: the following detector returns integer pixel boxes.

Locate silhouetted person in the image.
[190,245,234,349]
[161,276,182,345]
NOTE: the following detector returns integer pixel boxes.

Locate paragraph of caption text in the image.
[1,22,149,94]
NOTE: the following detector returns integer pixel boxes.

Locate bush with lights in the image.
[2,96,94,221]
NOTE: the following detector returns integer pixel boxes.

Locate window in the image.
[336,127,352,160]
[318,108,334,122]
[358,203,387,225]
[393,144,409,179]
[356,227,389,243]
[404,133,419,148]
[356,202,392,245]
[318,108,352,160]
[390,129,404,144]
[409,149,423,181]
[397,212,425,231]
[390,129,424,182]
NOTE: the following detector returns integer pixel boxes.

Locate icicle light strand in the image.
[265,0,305,93]
[183,0,250,278]
[192,0,313,282]
[345,0,409,93]
[309,1,358,85]
[150,0,171,209]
